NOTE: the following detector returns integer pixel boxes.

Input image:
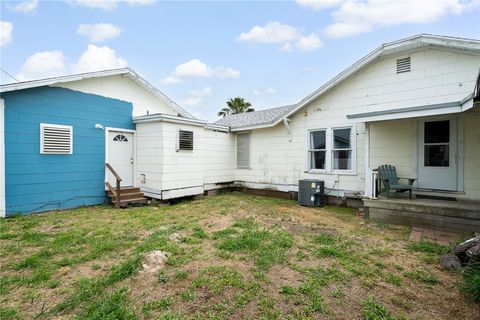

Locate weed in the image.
[192,227,208,239]
[404,269,439,285]
[329,288,345,298]
[175,270,189,280]
[406,240,449,255]
[280,285,295,295]
[461,263,480,303]
[142,297,174,316]
[158,270,169,284]
[79,287,136,320]
[362,297,395,320]
[385,273,403,286]
[180,289,196,302]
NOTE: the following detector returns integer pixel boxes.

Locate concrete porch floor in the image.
[364,196,480,232]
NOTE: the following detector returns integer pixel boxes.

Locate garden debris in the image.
[168,232,183,242]
[441,236,480,270]
[142,250,169,273]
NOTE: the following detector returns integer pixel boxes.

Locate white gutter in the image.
[133,113,230,132]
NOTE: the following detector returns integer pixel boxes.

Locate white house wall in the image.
[463,105,480,200]
[54,75,178,117]
[135,121,164,196]
[235,47,479,197]
[202,129,235,186]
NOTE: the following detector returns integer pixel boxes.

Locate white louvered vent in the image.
[396,57,411,73]
[236,133,250,168]
[178,130,193,151]
[40,123,73,154]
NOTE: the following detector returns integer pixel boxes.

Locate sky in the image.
[1,0,479,121]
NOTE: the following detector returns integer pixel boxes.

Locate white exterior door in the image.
[418,118,457,190]
[108,131,134,187]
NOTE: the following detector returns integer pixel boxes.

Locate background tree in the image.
[218,97,254,117]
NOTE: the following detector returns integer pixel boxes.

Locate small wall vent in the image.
[178,130,193,151]
[396,57,411,74]
[40,123,73,154]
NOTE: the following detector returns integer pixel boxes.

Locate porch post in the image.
[364,122,374,198]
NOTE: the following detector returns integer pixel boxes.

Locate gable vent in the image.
[40,123,73,154]
[396,57,411,73]
[178,130,193,151]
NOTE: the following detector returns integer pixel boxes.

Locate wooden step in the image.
[110,192,145,201]
[107,187,141,196]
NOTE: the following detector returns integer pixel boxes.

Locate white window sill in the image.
[237,166,251,170]
[306,170,357,176]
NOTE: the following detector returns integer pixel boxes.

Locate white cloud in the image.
[69,0,118,11]
[72,44,127,73]
[1,21,13,47]
[162,59,240,84]
[296,0,345,10]
[253,87,277,96]
[180,86,213,107]
[296,33,323,51]
[325,0,473,38]
[236,21,301,44]
[237,21,323,52]
[15,44,128,81]
[77,23,122,42]
[10,0,38,13]
[69,0,156,10]
[17,51,67,81]
[126,0,156,6]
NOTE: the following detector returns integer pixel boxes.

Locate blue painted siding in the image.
[2,86,134,216]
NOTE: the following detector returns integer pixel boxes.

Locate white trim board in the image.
[0,99,5,217]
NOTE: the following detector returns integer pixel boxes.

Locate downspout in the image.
[364,122,374,199]
[282,117,292,141]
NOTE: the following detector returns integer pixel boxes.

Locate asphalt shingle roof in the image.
[214,104,296,129]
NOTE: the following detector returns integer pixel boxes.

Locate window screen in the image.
[237,133,250,168]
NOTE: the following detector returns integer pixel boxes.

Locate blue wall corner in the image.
[2,86,135,216]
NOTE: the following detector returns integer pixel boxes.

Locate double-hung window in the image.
[309,130,326,170]
[308,127,354,172]
[332,128,352,171]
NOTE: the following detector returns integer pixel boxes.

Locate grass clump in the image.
[404,269,439,285]
[461,263,480,303]
[385,273,403,286]
[215,227,293,269]
[79,287,136,320]
[362,297,395,320]
[406,240,450,255]
[142,297,174,316]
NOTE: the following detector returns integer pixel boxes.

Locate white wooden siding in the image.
[463,106,480,200]
[135,120,235,199]
[234,48,479,197]
[55,75,178,116]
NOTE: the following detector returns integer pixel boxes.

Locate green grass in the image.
[362,297,396,320]
[0,193,473,319]
[461,263,480,303]
[385,273,403,286]
[406,240,450,255]
[404,269,439,285]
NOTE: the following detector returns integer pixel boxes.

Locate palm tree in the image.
[218,97,255,117]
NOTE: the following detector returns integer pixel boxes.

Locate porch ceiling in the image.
[346,95,474,123]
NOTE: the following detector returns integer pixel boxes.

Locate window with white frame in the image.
[236,133,250,168]
[309,130,326,170]
[40,123,73,154]
[332,127,352,170]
